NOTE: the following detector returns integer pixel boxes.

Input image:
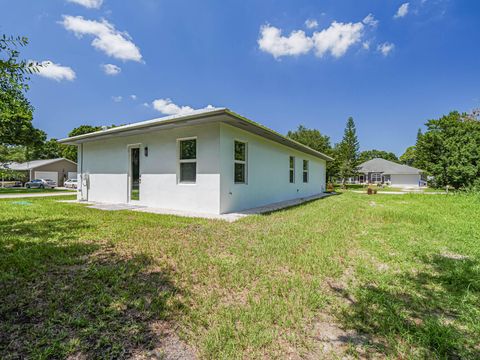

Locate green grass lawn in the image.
[0,187,75,194]
[336,184,446,193]
[1,193,479,359]
[377,186,444,193]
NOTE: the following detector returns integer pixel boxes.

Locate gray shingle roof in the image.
[2,158,75,171]
[357,158,422,175]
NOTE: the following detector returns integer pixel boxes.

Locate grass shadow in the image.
[337,255,480,358]
[0,217,186,359]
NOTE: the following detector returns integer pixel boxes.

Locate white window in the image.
[289,156,295,183]
[178,138,196,183]
[234,141,247,184]
[303,160,309,183]
[371,173,382,183]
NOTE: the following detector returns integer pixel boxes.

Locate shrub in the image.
[327,183,335,192]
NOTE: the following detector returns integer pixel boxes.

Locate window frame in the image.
[234,140,248,184]
[177,137,197,184]
[371,172,382,183]
[302,159,309,183]
[289,156,295,183]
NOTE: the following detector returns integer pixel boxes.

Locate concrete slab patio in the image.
[58,193,334,222]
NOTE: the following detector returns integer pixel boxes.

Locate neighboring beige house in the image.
[348,158,427,188]
[7,158,77,186]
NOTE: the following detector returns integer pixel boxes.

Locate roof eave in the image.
[223,110,333,161]
[58,108,333,161]
[58,108,228,145]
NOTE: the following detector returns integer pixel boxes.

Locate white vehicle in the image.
[64,178,78,189]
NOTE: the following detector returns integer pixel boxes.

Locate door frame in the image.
[127,144,141,203]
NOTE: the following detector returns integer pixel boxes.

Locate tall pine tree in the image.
[336,117,360,185]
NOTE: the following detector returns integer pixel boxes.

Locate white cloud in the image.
[362,41,370,50]
[363,13,379,27]
[394,3,410,18]
[305,19,318,29]
[112,95,122,102]
[312,21,364,58]
[142,102,150,107]
[130,94,137,100]
[258,19,366,59]
[67,0,103,9]
[102,63,121,75]
[60,15,142,62]
[258,25,313,58]
[35,60,76,81]
[152,99,215,116]
[377,42,395,56]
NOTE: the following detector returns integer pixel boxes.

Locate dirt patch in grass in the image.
[440,252,469,260]
[308,312,371,359]
[305,275,387,359]
[132,321,196,360]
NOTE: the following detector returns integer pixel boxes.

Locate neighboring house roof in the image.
[2,158,76,171]
[357,158,423,175]
[58,108,333,161]
[0,162,19,170]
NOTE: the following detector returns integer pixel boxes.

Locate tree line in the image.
[2,35,480,189]
[287,108,480,189]
[0,35,110,175]
[287,118,396,184]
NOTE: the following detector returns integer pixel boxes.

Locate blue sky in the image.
[1,0,479,155]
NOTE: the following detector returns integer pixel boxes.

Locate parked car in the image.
[25,179,57,189]
[64,178,78,189]
[0,181,22,188]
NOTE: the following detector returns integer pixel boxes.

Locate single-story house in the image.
[4,158,77,186]
[59,108,333,214]
[348,158,427,187]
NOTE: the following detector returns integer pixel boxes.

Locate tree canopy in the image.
[68,125,104,138]
[287,125,332,154]
[400,146,417,167]
[415,111,480,189]
[61,125,104,162]
[0,35,43,149]
[1,125,105,165]
[358,149,398,164]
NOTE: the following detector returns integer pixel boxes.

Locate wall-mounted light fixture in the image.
[144,146,148,157]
